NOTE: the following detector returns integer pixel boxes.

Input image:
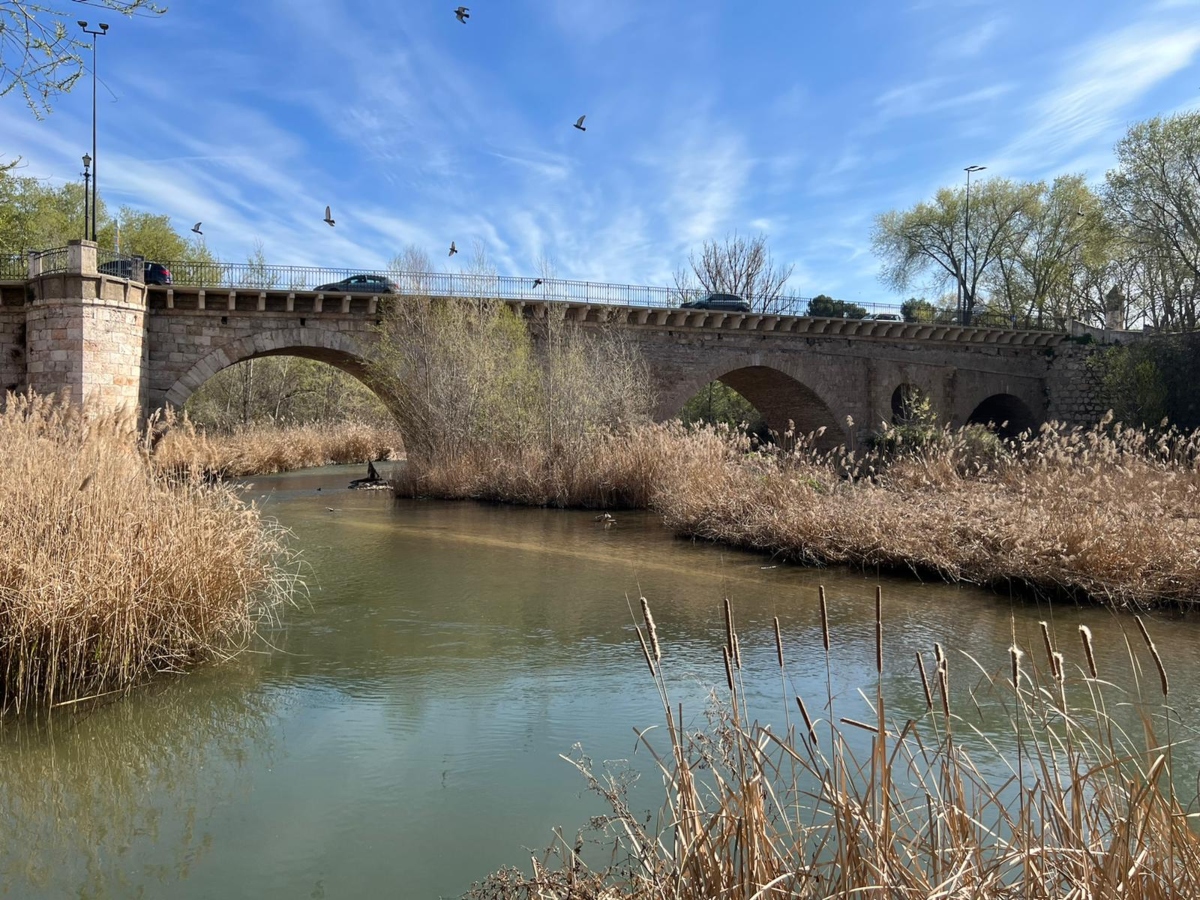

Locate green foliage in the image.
[680,382,766,437]
[899,297,954,323]
[184,358,392,431]
[806,294,867,318]
[1090,343,1170,428]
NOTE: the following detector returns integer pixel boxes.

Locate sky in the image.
[4,0,1200,304]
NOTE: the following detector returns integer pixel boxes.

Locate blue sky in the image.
[4,0,1200,303]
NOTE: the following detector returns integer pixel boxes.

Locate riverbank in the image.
[0,396,294,712]
[400,419,1200,609]
[151,414,404,477]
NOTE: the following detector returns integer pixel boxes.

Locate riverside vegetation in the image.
[0,394,295,712]
[466,591,1199,899]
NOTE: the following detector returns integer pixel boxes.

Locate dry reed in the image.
[466,589,1200,899]
[0,394,295,712]
[150,408,404,478]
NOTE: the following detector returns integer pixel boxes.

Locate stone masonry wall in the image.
[1045,341,1108,427]
[26,272,148,411]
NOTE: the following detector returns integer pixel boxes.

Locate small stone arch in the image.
[967,393,1038,438]
[663,365,846,448]
[163,327,379,409]
[890,383,926,425]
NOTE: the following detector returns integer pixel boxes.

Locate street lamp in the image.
[81,154,92,240]
[962,164,986,324]
[78,20,109,242]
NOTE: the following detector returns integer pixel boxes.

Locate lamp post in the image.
[78,20,108,242]
[962,164,986,325]
[81,154,92,240]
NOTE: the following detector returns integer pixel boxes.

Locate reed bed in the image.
[151,410,404,478]
[0,394,295,712]
[466,590,1200,899]
[657,417,1200,608]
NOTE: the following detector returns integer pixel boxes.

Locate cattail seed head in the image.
[773,616,784,670]
[1052,652,1065,684]
[1009,644,1024,689]
[733,633,742,670]
[1135,616,1169,697]
[1039,621,1055,670]
[723,645,735,693]
[796,695,816,743]
[875,585,883,676]
[1079,625,1098,678]
[819,586,830,653]
[640,596,660,663]
[724,597,735,658]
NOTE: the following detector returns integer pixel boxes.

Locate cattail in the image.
[1052,652,1065,684]
[733,634,742,670]
[875,585,883,675]
[1135,616,1169,697]
[635,627,655,676]
[938,663,951,719]
[639,596,660,663]
[1079,626,1098,678]
[819,586,830,653]
[723,597,735,658]
[796,695,816,743]
[1039,621,1055,671]
[1009,644,1023,689]
[773,616,784,670]
[916,651,933,711]
[723,645,735,692]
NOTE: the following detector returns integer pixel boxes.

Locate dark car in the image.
[98,259,173,285]
[680,292,751,313]
[313,274,399,294]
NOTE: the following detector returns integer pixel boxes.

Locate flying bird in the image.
[448,241,458,257]
[324,205,335,227]
[191,222,203,235]
[455,6,469,23]
[532,278,544,288]
[573,115,587,132]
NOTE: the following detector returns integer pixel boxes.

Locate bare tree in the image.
[1,1,164,118]
[675,233,795,313]
[388,244,436,295]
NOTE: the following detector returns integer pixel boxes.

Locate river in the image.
[1,465,1198,898]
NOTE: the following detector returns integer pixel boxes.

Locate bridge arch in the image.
[660,364,847,447]
[967,392,1038,439]
[162,327,380,410]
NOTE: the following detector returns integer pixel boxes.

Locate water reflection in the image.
[0,466,1197,899]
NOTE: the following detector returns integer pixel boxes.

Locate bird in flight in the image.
[448,241,458,257]
[532,278,544,288]
[455,6,469,23]
[573,115,587,132]
[191,222,203,235]
[324,206,335,227]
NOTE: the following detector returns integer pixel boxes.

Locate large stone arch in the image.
[966,392,1038,438]
[162,327,379,409]
[658,363,848,447]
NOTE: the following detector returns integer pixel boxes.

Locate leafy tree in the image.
[1,1,164,117]
[674,232,795,313]
[1106,112,1200,331]
[900,297,937,322]
[805,294,867,318]
[680,382,764,434]
[872,178,1035,324]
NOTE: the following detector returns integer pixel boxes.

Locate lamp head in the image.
[965,165,987,173]
[99,23,109,32]
[77,20,87,28]
[82,153,91,170]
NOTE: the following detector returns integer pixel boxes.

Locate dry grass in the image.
[151,409,404,478]
[467,590,1200,899]
[0,394,296,712]
[656,417,1200,609]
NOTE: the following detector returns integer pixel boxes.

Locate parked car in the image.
[866,313,903,322]
[680,292,751,313]
[313,274,399,293]
[98,259,173,285]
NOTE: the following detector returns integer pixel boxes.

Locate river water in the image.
[1,465,1198,898]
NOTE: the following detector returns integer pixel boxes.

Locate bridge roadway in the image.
[3,241,1110,446]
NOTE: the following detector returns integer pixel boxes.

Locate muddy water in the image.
[1,464,1197,898]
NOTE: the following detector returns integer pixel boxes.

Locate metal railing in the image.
[31,246,70,276]
[0,253,25,280]
[7,249,1081,331]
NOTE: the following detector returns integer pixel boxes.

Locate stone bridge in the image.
[0,241,1120,444]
